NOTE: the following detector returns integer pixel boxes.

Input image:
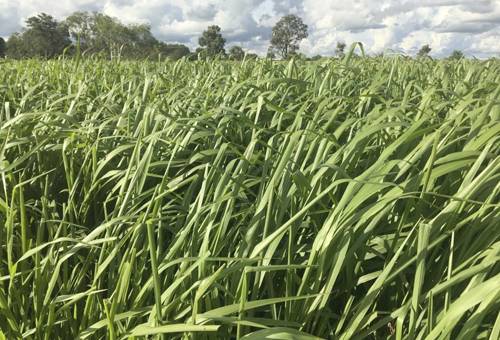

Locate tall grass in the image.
[0,56,499,339]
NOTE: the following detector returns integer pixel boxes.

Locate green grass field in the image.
[1,55,499,339]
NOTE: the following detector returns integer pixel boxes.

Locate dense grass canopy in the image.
[0,56,499,339]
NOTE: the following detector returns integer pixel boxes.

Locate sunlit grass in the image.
[0,55,499,339]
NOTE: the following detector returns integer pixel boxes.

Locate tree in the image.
[287,51,306,60]
[193,47,208,60]
[26,13,70,57]
[198,25,226,57]
[124,23,159,58]
[266,47,276,59]
[449,50,465,60]
[64,11,94,51]
[156,43,190,60]
[7,10,188,60]
[0,37,5,58]
[65,11,163,59]
[417,44,431,58]
[335,42,346,58]
[270,14,308,59]
[9,13,71,58]
[91,12,144,59]
[229,46,245,60]
[6,34,26,59]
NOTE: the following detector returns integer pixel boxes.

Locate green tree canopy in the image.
[0,37,6,58]
[64,11,190,59]
[335,42,346,58]
[266,47,276,59]
[449,50,465,60]
[155,43,190,60]
[417,44,431,58]
[198,25,226,57]
[7,13,70,58]
[65,11,155,58]
[270,14,308,59]
[246,53,258,60]
[64,11,94,48]
[229,46,245,60]
[6,34,25,59]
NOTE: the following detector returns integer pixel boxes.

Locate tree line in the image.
[0,11,306,61]
[1,12,191,60]
[0,12,467,61]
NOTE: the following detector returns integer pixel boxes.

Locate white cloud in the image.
[0,0,499,57]
[299,0,500,57]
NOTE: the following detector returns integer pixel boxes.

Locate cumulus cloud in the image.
[0,0,499,57]
[299,0,500,57]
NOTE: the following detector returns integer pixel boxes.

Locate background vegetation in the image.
[1,12,475,61]
[4,12,192,61]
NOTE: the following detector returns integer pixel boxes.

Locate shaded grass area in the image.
[0,56,499,339]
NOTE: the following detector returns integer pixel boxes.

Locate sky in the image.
[1,0,499,58]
